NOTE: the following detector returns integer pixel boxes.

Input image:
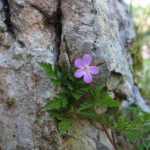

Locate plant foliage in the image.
[39,62,150,149]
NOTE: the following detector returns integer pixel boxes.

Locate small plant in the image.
[39,54,150,150]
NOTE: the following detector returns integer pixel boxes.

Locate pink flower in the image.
[74,54,100,83]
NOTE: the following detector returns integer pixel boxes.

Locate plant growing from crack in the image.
[39,54,150,150]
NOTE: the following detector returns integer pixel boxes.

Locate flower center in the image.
[84,66,89,71]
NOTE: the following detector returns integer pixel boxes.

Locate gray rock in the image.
[59,0,135,102]
[0,0,148,149]
[0,0,60,149]
[133,85,150,112]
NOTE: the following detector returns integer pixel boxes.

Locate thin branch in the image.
[101,123,118,150]
[121,134,127,150]
[133,138,138,150]
[111,129,118,150]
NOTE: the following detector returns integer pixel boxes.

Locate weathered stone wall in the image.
[0,0,149,150]
[59,0,135,102]
[0,0,60,149]
[59,0,135,149]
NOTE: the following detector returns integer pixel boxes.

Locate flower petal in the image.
[83,54,92,66]
[74,58,84,68]
[89,66,99,74]
[74,68,85,78]
[83,71,92,83]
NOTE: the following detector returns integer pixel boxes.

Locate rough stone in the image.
[60,120,113,150]
[0,0,60,149]
[59,0,149,149]
[133,85,150,113]
[0,0,149,150]
[59,0,135,102]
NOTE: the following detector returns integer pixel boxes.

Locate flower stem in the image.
[111,129,118,150]
[133,138,138,150]
[101,123,118,150]
[121,134,126,150]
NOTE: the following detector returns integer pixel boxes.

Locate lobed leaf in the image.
[44,93,68,110]
[39,62,56,79]
[44,97,61,110]
[50,79,61,86]
[95,84,105,100]
[97,93,120,108]
[48,110,67,120]
[58,118,74,135]
[77,100,95,112]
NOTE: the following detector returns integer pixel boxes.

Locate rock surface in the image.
[0,0,60,149]
[0,0,149,150]
[59,0,135,102]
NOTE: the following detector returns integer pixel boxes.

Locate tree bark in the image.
[0,0,148,150]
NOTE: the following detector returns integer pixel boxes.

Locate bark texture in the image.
[0,0,149,150]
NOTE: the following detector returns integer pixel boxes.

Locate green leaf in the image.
[67,82,74,91]
[123,131,137,143]
[67,106,75,113]
[141,112,150,123]
[95,84,105,100]
[99,115,114,127]
[143,125,150,130]
[97,93,120,108]
[77,100,95,112]
[77,110,99,121]
[44,97,61,110]
[48,110,66,120]
[50,79,61,86]
[59,65,68,83]
[39,62,56,79]
[78,111,114,127]
[44,93,68,110]
[72,93,81,100]
[38,62,61,86]
[142,140,150,149]
[115,115,131,130]
[68,71,76,81]
[61,95,68,108]
[54,64,59,76]
[123,130,142,139]
[58,119,74,135]
[72,86,90,100]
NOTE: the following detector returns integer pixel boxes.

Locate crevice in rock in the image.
[29,4,57,27]
[108,71,128,100]
[55,0,62,63]
[3,0,16,38]
[29,0,62,64]
[63,36,71,65]
[91,0,97,14]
